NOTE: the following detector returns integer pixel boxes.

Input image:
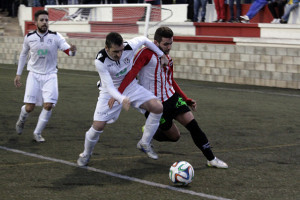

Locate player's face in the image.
[157,37,173,55]
[106,44,124,61]
[35,14,49,33]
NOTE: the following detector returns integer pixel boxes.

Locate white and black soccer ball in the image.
[169,161,194,185]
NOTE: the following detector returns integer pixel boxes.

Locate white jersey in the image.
[95,36,163,104]
[17,30,71,75]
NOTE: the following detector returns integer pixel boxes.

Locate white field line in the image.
[0,145,232,200]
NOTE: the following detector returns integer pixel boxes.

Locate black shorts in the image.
[145,93,190,131]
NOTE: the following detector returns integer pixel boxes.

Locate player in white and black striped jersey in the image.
[114,27,228,169]
[14,10,77,143]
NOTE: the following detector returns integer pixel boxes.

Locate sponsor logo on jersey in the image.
[115,68,127,77]
[37,49,48,57]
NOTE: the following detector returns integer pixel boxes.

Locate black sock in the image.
[185,119,215,161]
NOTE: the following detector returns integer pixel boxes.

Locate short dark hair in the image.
[154,27,173,43]
[105,32,123,48]
[34,10,49,21]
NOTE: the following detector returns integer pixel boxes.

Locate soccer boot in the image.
[207,157,228,169]
[137,140,158,160]
[16,120,25,135]
[33,133,45,143]
[77,153,90,167]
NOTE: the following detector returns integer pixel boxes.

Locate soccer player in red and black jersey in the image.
[111,27,228,168]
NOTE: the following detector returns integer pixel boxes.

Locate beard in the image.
[38,25,48,33]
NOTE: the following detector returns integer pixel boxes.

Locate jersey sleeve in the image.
[118,48,152,94]
[57,32,73,56]
[95,59,126,103]
[128,36,163,57]
[16,36,30,75]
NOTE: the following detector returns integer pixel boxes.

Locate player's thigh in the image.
[140,98,163,114]
[127,86,162,113]
[42,73,58,104]
[24,72,41,104]
[93,94,122,124]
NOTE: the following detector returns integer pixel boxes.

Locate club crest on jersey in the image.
[123,58,130,65]
[47,39,53,45]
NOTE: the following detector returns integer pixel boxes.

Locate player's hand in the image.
[160,54,168,67]
[122,97,130,111]
[14,75,22,88]
[186,98,197,111]
[70,44,77,52]
[108,97,117,109]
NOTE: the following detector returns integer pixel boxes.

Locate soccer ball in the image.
[169,161,194,185]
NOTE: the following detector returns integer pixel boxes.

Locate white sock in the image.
[18,105,29,123]
[141,112,162,145]
[33,108,52,135]
[82,126,102,156]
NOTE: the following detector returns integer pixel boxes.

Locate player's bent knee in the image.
[25,103,35,113]
[92,121,105,131]
[43,103,54,111]
[170,134,180,142]
[151,101,163,114]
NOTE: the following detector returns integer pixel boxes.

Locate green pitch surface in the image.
[0,64,299,200]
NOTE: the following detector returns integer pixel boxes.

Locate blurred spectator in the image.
[40,0,56,6]
[146,0,161,4]
[162,0,173,3]
[58,0,68,4]
[280,0,298,23]
[186,0,194,21]
[213,0,226,22]
[268,0,287,23]
[240,0,268,23]
[228,0,241,22]
[194,0,208,22]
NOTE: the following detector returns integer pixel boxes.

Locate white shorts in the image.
[93,83,157,123]
[24,72,58,106]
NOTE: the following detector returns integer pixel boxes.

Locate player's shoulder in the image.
[48,30,57,35]
[137,47,157,57]
[95,49,108,63]
[26,30,37,38]
[123,41,133,51]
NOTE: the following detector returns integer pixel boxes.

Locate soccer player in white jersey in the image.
[76,32,167,166]
[14,10,77,142]
[112,27,228,169]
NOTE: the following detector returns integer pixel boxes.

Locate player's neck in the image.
[37,30,48,37]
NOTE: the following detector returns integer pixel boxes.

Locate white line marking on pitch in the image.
[0,145,231,200]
